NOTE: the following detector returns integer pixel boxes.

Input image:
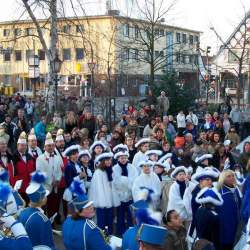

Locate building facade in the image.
[0,14,201,97]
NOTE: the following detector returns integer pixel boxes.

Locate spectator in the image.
[34,116,47,146]
[157,91,170,116]
[52,112,63,129]
[146,89,157,106]
[177,111,186,134]
[163,116,176,145]
[222,113,232,135]
[225,126,240,148]
[239,141,250,172]
[163,210,188,250]
[186,110,198,127]
[143,118,156,138]
[79,111,96,140]
[229,107,241,134]
[213,120,225,140]
[65,111,78,134]
[24,98,35,126]
[0,104,6,123]
[13,108,30,133]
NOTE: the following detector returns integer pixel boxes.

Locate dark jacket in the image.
[163,226,188,250]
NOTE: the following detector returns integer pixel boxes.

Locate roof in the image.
[0,14,202,34]
[215,9,250,58]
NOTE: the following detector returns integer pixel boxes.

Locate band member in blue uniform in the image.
[217,170,242,250]
[195,187,224,250]
[0,183,33,250]
[18,171,56,249]
[112,151,138,236]
[63,180,113,250]
[138,223,167,250]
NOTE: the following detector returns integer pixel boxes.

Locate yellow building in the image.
[0,14,201,96]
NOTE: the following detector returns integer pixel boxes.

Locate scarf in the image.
[176,180,186,199]
[105,167,113,182]
[118,162,128,177]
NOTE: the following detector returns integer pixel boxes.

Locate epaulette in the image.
[86,219,97,229]
[37,211,49,222]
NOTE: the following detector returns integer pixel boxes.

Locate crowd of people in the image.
[0,92,249,250]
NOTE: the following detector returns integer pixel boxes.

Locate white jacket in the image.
[177,113,186,128]
[89,169,119,208]
[132,172,161,208]
[132,151,147,174]
[112,163,138,205]
[36,151,63,193]
[167,181,191,221]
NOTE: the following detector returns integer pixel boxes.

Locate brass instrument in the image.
[100,226,110,244]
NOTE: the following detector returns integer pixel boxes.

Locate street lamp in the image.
[53,54,62,111]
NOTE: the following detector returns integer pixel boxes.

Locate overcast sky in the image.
[1,0,250,53]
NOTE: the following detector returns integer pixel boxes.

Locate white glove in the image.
[0,213,16,228]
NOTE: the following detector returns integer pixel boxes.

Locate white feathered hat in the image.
[135,138,150,148]
[170,166,187,179]
[113,144,129,153]
[114,151,129,160]
[145,150,162,158]
[89,141,106,153]
[94,152,113,166]
[195,154,213,164]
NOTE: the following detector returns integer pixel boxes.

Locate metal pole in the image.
[55,75,58,111]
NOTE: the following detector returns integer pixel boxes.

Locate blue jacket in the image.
[63,217,111,250]
[0,231,33,250]
[65,160,79,188]
[121,225,140,250]
[217,185,242,245]
[34,121,46,141]
[18,207,56,249]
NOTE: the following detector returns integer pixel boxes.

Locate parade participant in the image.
[18,171,56,249]
[63,145,85,203]
[113,143,129,154]
[132,161,161,209]
[12,132,35,204]
[195,187,223,250]
[0,169,25,215]
[195,154,213,173]
[217,170,242,250]
[36,132,62,218]
[167,166,190,226]
[78,150,93,191]
[145,150,162,162]
[162,210,188,250]
[0,135,14,186]
[27,128,42,161]
[55,128,68,220]
[125,135,137,163]
[132,138,151,173]
[153,161,169,181]
[0,183,33,250]
[138,223,167,250]
[88,152,118,234]
[62,180,113,250]
[89,140,106,173]
[188,169,219,239]
[122,200,149,250]
[159,152,175,169]
[112,151,138,235]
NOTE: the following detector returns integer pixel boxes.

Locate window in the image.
[176,53,180,63]
[63,25,71,34]
[160,51,164,57]
[181,54,186,63]
[75,48,84,60]
[159,29,165,36]
[155,50,160,58]
[124,24,129,37]
[76,25,84,33]
[26,28,34,36]
[124,48,129,60]
[3,29,10,37]
[189,35,193,44]
[144,50,150,60]
[134,25,139,39]
[182,33,187,44]
[63,48,71,60]
[195,35,199,43]
[176,32,181,43]
[189,54,193,64]
[154,29,159,36]
[26,50,34,61]
[38,50,45,60]
[132,49,139,61]
[194,54,198,65]
[15,50,22,61]
[4,52,11,62]
[14,28,22,37]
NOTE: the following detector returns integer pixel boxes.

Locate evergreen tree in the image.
[152,71,197,114]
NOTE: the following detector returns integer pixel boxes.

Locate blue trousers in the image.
[96,207,113,234]
[117,200,133,236]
